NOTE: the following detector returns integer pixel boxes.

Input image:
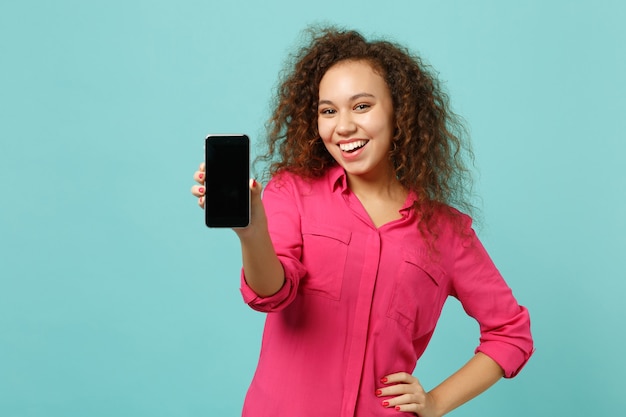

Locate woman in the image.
[191,27,533,417]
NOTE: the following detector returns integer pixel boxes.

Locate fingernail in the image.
[252,179,257,188]
[380,377,388,383]
[375,389,382,396]
[395,406,401,411]
[199,187,205,194]
[382,401,389,407]
[198,173,204,179]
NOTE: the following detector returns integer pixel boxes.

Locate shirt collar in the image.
[400,190,418,213]
[329,165,347,193]
[328,165,418,212]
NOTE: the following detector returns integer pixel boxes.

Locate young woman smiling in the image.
[191,27,533,417]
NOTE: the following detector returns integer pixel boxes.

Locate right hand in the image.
[190,162,268,237]
[191,162,208,208]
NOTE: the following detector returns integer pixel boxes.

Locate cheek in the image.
[317,118,333,143]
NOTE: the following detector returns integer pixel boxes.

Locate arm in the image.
[379,352,503,416]
[238,173,309,311]
[191,164,285,297]
[378,213,532,415]
[428,352,503,415]
[234,179,285,296]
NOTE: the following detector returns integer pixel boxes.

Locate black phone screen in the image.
[204,134,250,227]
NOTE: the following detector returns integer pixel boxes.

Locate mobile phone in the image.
[204,134,250,228]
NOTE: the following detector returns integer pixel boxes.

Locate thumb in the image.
[250,178,263,199]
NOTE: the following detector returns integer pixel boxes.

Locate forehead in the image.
[319,60,388,93]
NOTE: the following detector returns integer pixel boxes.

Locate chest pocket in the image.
[300,224,351,301]
[386,250,445,337]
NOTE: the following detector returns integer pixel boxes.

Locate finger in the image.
[380,396,415,410]
[198,196,205,208]
[194,170,205,184]
[393,403,420,413]
[250,178,264,200]
[381,372,418,385]
[381,392,424,413]
[199,162,205,172]
[191,185,205,197]
[377,373,424,401]
[377,383,417,397]
[250,178,262,191]
[387,392,422,405]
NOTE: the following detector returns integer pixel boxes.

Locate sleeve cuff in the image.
[239,268,296,312]
[475,341,535,378]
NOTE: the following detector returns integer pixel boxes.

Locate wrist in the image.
[234,220,268,241]
[425,390,446,417]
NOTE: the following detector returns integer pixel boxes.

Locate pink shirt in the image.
[240,166,533,417]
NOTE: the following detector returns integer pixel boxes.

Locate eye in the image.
[354,103,371,111]
[319,108,336,115]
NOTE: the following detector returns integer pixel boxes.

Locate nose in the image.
[336,112,356,136]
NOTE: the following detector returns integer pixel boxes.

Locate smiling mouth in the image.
[339,140,369,153]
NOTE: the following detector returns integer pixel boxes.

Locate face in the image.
[317,60,395,181]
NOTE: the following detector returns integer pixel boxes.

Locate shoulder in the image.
[421,203,480,264]
[266,168,335,194]
[429,203,474,236]
[267,169,302,187]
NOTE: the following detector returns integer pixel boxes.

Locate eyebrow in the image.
[318,93,376,106]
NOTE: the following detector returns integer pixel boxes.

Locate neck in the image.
[346,170,405,201]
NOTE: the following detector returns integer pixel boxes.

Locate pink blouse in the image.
[239,166,533,417]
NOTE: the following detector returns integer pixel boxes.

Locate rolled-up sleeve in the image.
[240,269,297,312]
[239,174,307,313]
[450,217,534,378]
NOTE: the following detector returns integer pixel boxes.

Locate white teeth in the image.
[339,140,368,152]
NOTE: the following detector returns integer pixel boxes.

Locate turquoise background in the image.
[1,0,624,416]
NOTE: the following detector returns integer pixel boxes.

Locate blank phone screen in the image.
[204,135,250,227]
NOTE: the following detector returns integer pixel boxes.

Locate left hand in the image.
[376,372,439,417]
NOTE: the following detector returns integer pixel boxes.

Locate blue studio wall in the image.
[1,1,624,416]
